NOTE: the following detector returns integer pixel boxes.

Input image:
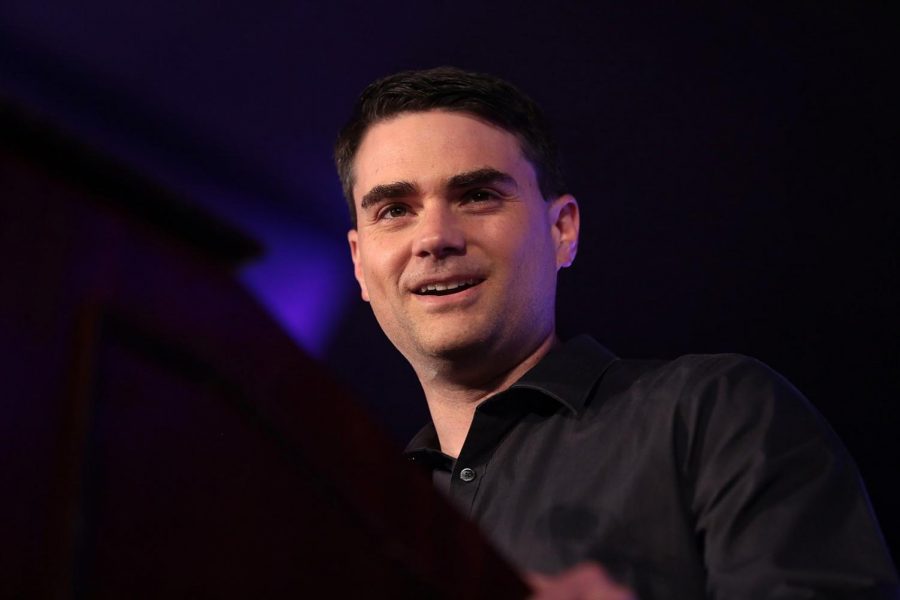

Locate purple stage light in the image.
[239,218,353,360]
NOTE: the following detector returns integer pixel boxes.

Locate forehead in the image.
[352,111,537,202]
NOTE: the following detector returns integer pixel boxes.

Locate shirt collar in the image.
[406,420,440,454]
[510,334,618,415]
[404,335,618,454]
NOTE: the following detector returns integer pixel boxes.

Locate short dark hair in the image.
[334,66,567,227]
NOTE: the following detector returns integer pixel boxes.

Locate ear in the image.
[547,194,580,270]
[347,229,370,302]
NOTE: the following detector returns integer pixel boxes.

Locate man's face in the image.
[347,110,578,367]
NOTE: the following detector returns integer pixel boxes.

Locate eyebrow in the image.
[360,181,418,211]
[358,167,519,211]
[446,168,518,192]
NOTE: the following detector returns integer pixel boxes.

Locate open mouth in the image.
[414,278,483,296]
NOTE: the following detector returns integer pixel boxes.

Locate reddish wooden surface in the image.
[0,103,529,599]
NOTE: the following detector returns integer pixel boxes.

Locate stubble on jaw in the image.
[413,326,560,413]
[392,297,557,393]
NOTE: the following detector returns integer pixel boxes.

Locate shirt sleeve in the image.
[679,355,899,599]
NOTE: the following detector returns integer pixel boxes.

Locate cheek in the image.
[505,213,555,268]
[360,241,404,294]
[516,225,559,297]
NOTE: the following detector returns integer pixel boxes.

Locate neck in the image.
[414,333,558,458]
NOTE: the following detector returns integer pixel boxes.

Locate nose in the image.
[411,203,466,259]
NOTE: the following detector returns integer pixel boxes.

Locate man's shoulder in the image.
[562,334,772,374]
[532,336,829,442]
[594,348,833,449]
[572,340,816,422]
[608,351,793,397]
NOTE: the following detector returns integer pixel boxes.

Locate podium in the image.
[0,100,529,598]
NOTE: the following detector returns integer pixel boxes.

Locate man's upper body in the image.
[405,335,899,598]
[335,66,898,598]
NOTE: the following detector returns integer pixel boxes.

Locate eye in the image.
[378,204,410,220]
[464,189,499,203]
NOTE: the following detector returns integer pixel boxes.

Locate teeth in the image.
[418,279,477,294]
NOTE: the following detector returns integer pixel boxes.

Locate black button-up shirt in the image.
[405,336,899,599]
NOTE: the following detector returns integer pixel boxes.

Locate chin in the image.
[413,327,496,361]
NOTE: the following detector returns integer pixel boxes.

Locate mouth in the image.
[413,278,484,297]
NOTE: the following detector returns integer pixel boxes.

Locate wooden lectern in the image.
[0,100,529,598]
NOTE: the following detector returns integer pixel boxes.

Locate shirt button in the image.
[459,467,476,482]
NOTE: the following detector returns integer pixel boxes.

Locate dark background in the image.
[2,1,897,562]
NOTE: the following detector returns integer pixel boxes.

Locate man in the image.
[334,67,898,598]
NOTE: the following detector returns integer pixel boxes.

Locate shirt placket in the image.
[447,392,526,517]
